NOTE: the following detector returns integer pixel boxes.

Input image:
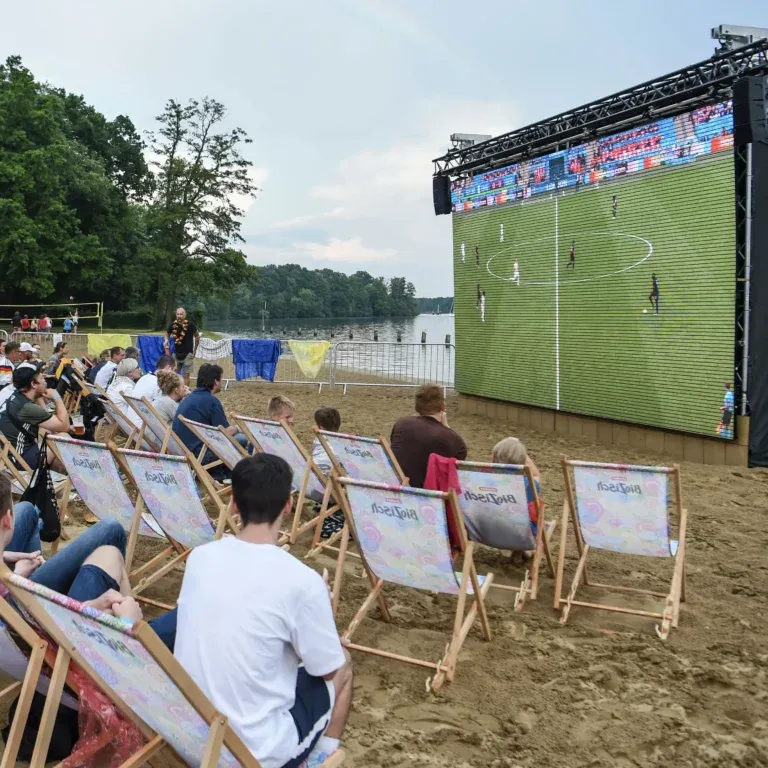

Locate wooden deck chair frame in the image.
[47,435,176,587]
[176,414,251,509]
[1,573,346,768]
[231,414,338,544]
[307,429,406,559]
[555,457,687,640]
[124,394,187,456]
[0,595,50,768]
[110,446,238,609]
[99,396,153,450]
[0,433,71,553]
[454,460,557,610]
[334,476,493,691]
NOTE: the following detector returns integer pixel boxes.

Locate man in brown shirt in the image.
[390,383,467,488]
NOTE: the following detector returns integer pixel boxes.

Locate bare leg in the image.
[324,648,353,740]
[82,545,129,593]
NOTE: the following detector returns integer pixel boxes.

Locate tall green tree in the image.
[146,98,259,325]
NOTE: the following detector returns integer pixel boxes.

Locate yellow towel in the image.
[288,340,331,379]
[87,333,133,357]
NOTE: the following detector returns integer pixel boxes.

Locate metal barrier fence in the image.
[331,342,455,393]
[7,334,456,392]
[0,330,7,342]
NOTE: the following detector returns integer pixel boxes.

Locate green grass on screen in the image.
[453,154,735,438]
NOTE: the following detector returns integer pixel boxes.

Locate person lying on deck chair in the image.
[174,453,353,768]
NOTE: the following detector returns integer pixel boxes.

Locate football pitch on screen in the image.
[453,154,735,437]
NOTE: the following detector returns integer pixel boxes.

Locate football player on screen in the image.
[649,273,660,315]
[475,244,480,267]
[512,259,520,285]
[500,223,504,243]
[461,242,466,262]
[565,240,576,269]
[612,194,618,218]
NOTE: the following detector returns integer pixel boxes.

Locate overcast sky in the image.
[2,1,766,296]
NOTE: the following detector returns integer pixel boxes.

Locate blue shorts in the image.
[67,564,120,603]
[281,668,334,768]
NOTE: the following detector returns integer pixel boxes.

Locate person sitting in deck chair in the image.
[173,364,248,477]
[0,473,177,649]
[488,437,542,564]
[132,354,176,403]
[267,394,295,427]
[175,453,353,768]
[390,383,467,488]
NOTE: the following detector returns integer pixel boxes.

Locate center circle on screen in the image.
[485,231,653,287]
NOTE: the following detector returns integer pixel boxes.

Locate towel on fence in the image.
[86,333,132,357]
[196,337,233,360]
[233,339,280,382]
[424,453,462,552]
[137,335,174,373]
[52,333,63,346]
[288,340,331,379]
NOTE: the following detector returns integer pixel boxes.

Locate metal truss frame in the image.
[734,143,751,416]
[433,40,768,178]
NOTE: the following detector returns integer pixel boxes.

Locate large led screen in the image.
[452,102,736,438]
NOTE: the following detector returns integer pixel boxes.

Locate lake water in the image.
[208,313,455,345]
[209,314,457,385]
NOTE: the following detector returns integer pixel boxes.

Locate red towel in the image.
[424,453,462,551]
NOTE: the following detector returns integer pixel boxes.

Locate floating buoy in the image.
[348,330,353,340]
[373,330,379,341]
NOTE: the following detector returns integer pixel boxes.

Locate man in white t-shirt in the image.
[132,354,176,402]
[174,453,352,768]
[94,346,125,390]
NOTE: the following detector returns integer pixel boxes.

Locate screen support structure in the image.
[433,39,768,178]
[734,143,752,417]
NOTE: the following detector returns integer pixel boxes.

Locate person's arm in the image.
[193,327,200,356]
[164,324,172,352]
[525,455,541,481]
[37,390,73,434]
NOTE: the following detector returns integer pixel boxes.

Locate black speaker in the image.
[733,76,767,145]
[433,175,452,215]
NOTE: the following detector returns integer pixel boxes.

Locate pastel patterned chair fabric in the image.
[556,458,688,640]
[334,477,493,691]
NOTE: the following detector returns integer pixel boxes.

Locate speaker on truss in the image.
[733,75,767,145]
[433,175,452,216]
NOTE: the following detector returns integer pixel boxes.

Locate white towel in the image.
[196,337,233,360]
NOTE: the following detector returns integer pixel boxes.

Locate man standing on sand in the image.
[165,307,200,387]
[390,383,467,488]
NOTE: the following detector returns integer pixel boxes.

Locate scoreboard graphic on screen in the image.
[452,102,736,439]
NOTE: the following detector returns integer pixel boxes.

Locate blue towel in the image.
[137,335,174,373]
[233,339,280,382]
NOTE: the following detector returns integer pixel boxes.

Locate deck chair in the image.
[111,446,236,607]
[232,415,338,544]
[334,477,493,691]
[454,460,556,610]
[309,429,406,552]
[556,458,688,640]
[178,415,249,480]
[0,594,74,768]
[1,574,345,768]
[100,396,155,450]
[48,435,171,576]
[124,394,187,456]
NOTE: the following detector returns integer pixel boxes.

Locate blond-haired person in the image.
[267,394,295,427]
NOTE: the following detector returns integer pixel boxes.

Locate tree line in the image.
[0,56,417,326]
[179,265,418,320]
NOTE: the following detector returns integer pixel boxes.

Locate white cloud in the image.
[242,237,396,267]
[294,237,396,263]
[271,206,348,230]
